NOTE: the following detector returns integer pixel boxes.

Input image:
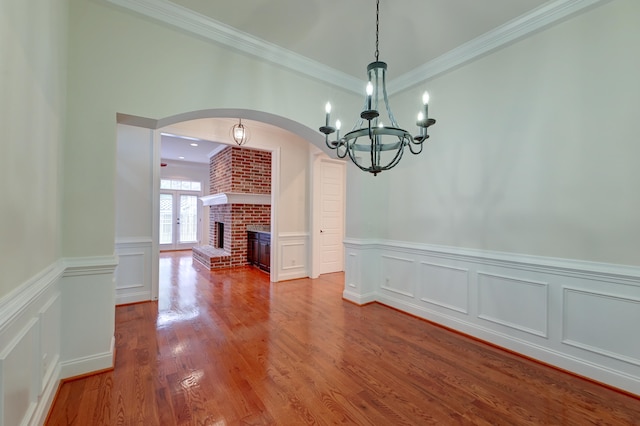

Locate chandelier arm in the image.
[325,135,333,150]
[336,142,348,158]
[327,134,345,151]
[407,138,424,155]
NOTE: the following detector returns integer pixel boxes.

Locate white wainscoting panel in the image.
[342,238,640,395]
[0,262,64,426]
[116,252,145,289]
[380,255,416,298]
[38,294,61,395]
[563,287,640,367]
[277,233,309,281]
[477,272,548,338]
[0,318,38,426]
[419,261,469,314]
[343,244,377,305]
[115,239,152,304]
[60,256,118,379]
[344,252,360,292]
[0,256,117,425]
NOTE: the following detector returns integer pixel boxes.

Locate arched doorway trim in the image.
[117,109,327,153]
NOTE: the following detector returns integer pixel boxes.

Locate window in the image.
[160,179,201,192]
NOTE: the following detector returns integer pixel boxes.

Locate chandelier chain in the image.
[375,0,380,61]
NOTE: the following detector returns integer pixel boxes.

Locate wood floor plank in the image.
[46,251,640,425]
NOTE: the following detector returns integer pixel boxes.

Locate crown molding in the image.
[104,0,611,96]
[103,0,362,93]
[388,0,613,94]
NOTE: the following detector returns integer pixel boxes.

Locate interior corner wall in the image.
[0,1,116,423]
[381,0,640,267]
[0,0,67,298]
[342,0,640,395]
[344,165,391,240]
[115,124,155,304]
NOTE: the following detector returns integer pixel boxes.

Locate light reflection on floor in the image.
[158,251,200,327]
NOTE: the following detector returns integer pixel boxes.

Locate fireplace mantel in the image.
[200,192,271,206]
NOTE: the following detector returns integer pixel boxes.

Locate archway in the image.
[114,108,344,304]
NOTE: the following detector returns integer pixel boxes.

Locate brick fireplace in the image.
[194,146,272,269]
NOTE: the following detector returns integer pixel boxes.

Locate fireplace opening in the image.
[215,222,224,249]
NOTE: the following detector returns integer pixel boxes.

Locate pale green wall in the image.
[64,0,360,257]
[0,0,67,297]
[380,0,640,266]
[65,0,640,268]
[115,125,154,241]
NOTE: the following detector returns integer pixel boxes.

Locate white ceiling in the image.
[144,0,600,162]
[168,0,548,80]
[160,133,220,164]
[161,117,249,163]
[160,117,314,163]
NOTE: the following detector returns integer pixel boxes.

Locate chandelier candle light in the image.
[319,0,436,176]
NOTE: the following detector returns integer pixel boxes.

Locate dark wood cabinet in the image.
[247,231,270,272]
[247,232,258,264]
[258,234,270,272]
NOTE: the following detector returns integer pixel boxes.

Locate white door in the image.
[319,160,345,274]
[159,191,199,251]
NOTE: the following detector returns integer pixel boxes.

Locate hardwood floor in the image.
[47,251,640,425]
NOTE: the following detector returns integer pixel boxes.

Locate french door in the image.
[159,191,200,251]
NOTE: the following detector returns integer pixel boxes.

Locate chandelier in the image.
[231,118,249,146]
[319,0,436,176]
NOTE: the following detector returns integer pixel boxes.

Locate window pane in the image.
[159,194,173,244]
[179,195,198,243]
[160,179,201,192]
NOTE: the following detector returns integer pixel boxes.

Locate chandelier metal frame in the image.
[319,0,436,176]
[231,118,249,146]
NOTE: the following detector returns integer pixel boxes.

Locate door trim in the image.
[310,155,346,278]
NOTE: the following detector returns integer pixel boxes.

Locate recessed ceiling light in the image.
[179,156,185,160]
[190,143,198,147]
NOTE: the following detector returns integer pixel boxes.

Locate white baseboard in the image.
[60,339,115,379]
[30,362,61,426]
[342,289,377,305]
[116,290,152,305]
